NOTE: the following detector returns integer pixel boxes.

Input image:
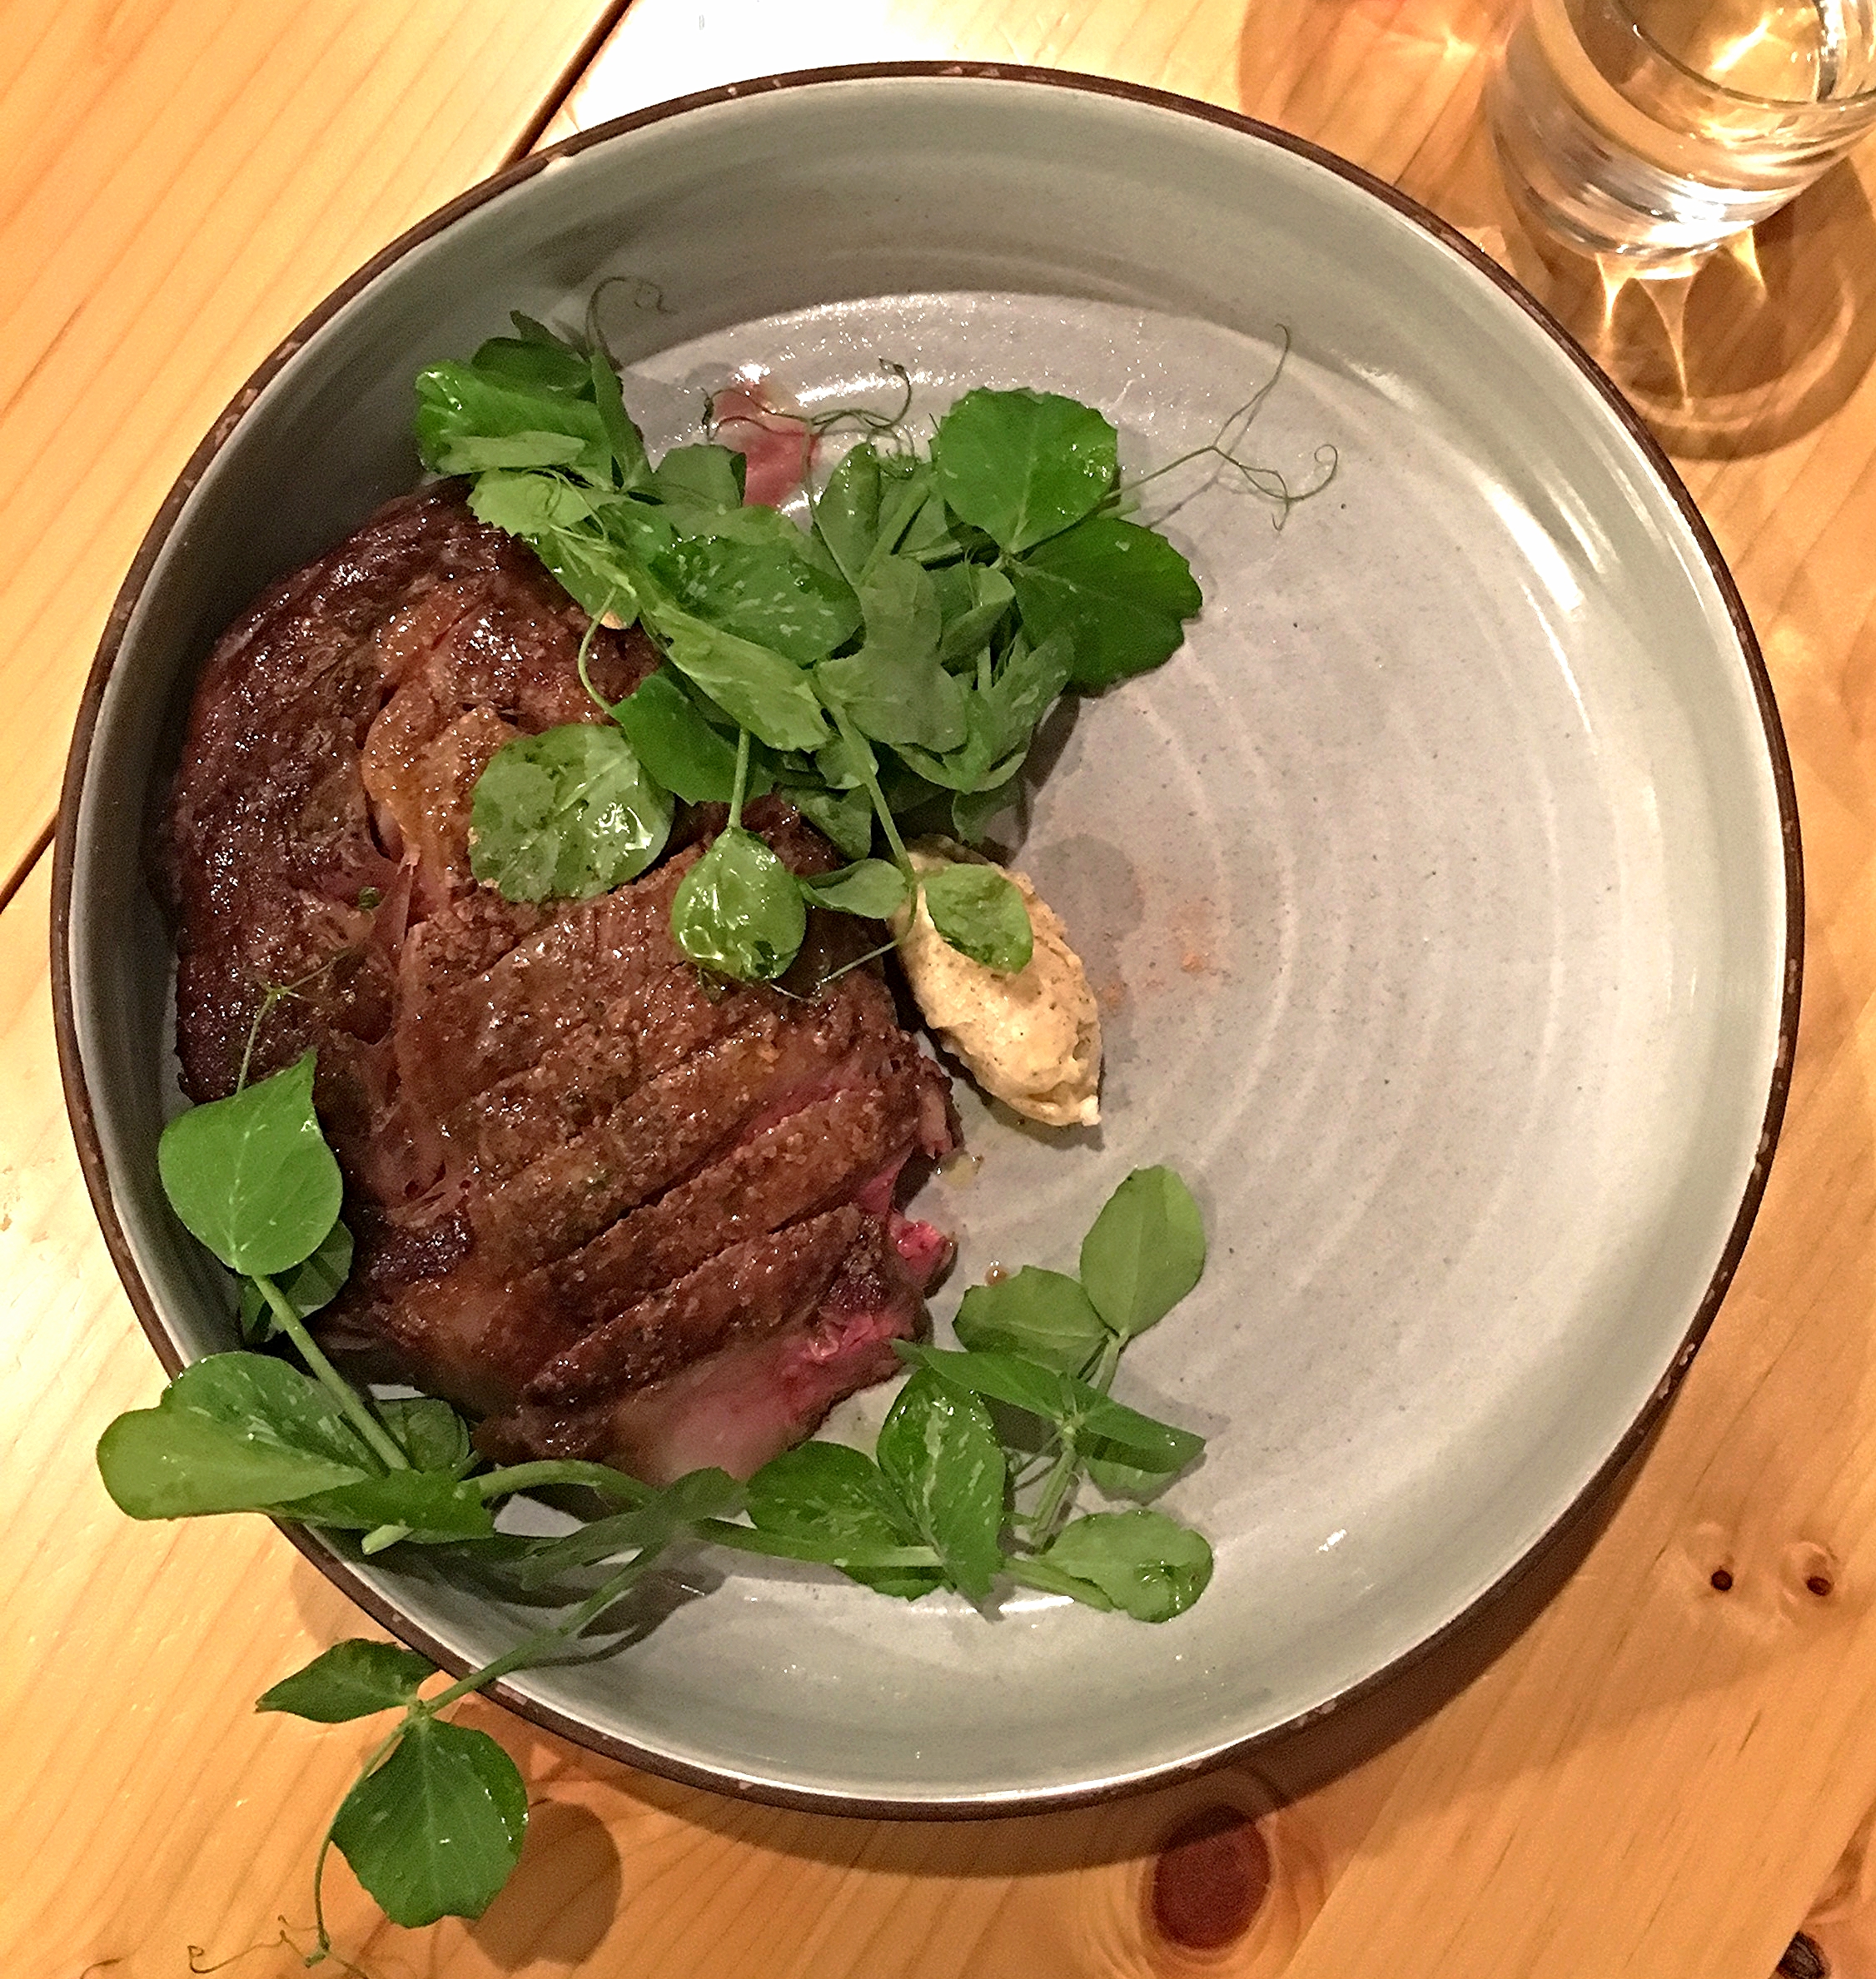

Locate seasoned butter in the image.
[894,838,1102,1129]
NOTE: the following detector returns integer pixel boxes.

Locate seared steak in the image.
[165,485,955,1481]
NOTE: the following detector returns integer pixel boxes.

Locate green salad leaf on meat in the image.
[415,313,1225,987]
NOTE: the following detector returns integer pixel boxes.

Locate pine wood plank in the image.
[10,2,1876,1974]
[0,0,623,900]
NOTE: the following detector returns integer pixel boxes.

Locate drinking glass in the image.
[1488,0,1876,261]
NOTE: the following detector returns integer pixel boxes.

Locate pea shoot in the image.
[100,1054,1214,1961]
[415,307,1328,987]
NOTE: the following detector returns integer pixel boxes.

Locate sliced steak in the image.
[480,1208,947,1483]
[167,485,956,1479]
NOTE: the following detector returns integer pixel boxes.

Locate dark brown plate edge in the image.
[49,57,1804,1821]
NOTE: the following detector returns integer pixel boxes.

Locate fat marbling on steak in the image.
[163,483,956,1481]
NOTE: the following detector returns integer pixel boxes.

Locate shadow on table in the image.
[439,1425,1648,1977]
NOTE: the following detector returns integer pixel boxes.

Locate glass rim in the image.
[1614,0,1876,110]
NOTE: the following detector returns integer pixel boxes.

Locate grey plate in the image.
[53,66,1799,1813]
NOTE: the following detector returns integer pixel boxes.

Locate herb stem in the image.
[575,586,620,716]
[311,1723,404,1958]
[234,989,278,1096]
[471,1459,654,1506]
[1003,1564,1117,1613]
[236,956,343,1092]
[1107,330,1336,530]
[1028,1433,1085,1547]
[1088,1334,1122,1395]
[421,1549,668,1714]
[1019,1338,1122,1548]
[800,359,915,440]
[729,726,752,831]
[800,937,898,997]
[254,1277,410,1474]
[832,705,912,875]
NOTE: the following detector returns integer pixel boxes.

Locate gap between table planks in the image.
[8,0,1876,1973]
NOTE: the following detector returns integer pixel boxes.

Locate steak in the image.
[165,485,956,1481]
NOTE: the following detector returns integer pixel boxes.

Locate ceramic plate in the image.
[54,67,1799,1812]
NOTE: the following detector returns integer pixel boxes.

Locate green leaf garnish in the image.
[96,1353,494,1539]
[669,827,808,982]
[919,862,1033,973]
[814,556,968,753]
[465,335,593,395]
[374,1395,475,1475]
[656,604,832,753]
[650,441,745,509]
[608,667,748,804]
[649,532,860,666]
[798,858,910,920]
[1078,1166,1207,1340]
[157,1053,341,1279]
[238,1218,352,1342]
[588,347,655,491]
[1009,515,1202,689]
[745,1442,942,1599]
[96,1353,376,1518]
[933,561,1016,664]
[891,631,1070,803]
[415,363,616,486]
[469,723,673,904]
[329,1715,527,1928]
[286,1469,495,1542]
[950,778,1019,845]
[1039,1511,1213,1623]
[813,440,883,585]
[931,388,1117,553]
[257,1641,437,1723]
[875,1369,1006,1604]
[953,1266,1109,1374]
[896,1345,1205,1477]
[786,783,874,860]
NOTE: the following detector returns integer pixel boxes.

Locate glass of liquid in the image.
[1489,0,1876,261]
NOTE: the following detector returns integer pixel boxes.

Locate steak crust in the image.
[167,485,955,1479]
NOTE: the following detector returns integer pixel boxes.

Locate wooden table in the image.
[7,3,1876,1973]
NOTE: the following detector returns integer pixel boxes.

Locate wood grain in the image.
[0,0,624,902]
[7,1,1876,1974]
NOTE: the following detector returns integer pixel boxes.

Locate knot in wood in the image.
[1777,1930,1828,1978]
[1149,1804,1271,1952]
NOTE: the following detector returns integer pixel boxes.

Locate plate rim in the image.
[50,59,1804,1817]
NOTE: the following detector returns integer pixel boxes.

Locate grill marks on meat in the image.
[480,1210,926,1482]
[167,485,956,1480]
[547,1056,940,1325]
